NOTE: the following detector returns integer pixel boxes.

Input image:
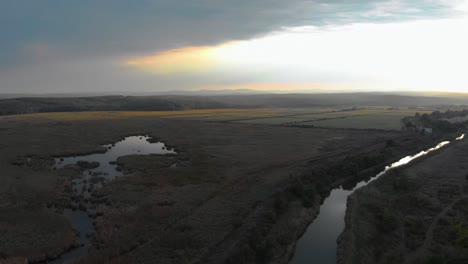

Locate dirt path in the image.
[405,195,468,263]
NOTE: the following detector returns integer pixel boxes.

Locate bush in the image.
[376,208,399,233]
[392,175,413,192]
[426,256,445,264]
[455,223,468,248]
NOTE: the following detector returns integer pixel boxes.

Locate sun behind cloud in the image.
[125,42,245,75]
[123,6,468,93]
[125,46,216,74]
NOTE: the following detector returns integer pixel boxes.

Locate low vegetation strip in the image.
[5,109,434,132]
[287,110,433,130]
[4,109,281,121]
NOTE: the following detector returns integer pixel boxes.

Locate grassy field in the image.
[299,114,405,130]
[7,109,282,121]
[5,108,433,131]
[234,109,433,130]
[294,110,433,130]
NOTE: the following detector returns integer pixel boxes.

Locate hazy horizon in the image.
[2,89,468,100]
[1,0,467,94]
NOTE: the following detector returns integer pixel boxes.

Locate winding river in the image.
[290,135,464,264]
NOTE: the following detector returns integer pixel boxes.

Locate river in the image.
[290,135,464,264]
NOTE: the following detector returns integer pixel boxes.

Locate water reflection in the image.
[291,136,462,264]
[55,136,176,178]
[50,135,176,264]
[49,210,94,264]
[292,188,351,263]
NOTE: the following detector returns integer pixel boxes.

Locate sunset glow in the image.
[2,0,468,93]
[125,15,468,92]
[126,46,221,74]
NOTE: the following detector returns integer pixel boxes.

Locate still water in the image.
[55,135,176,178]
[290,136,461,264]
[51,135,176,263]
[49,209,94,264]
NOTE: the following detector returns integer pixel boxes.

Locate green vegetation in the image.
[235,109,432,130]
[455,223,468,248]
[375,207,399,233]
[425,256,446,264]
[11,109,281,121]
[297,110,432,130]
[8,108,434,131]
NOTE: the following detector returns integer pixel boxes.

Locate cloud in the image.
[125,16,468,92]
[1,0,467,93]
[0,1,461,66]
[363,0,423,17]
[125,45,229,74]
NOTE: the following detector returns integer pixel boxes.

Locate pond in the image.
[290,136,462,264]
[50,135,176,263]
[54,135,176,198]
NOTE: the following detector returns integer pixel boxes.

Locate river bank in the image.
[207,133,447,263]
[290,134,453,263]
[338,133,468,264]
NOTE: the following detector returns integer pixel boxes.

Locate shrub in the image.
[426,256,445,264]
[376,208,399,233]
[392,175,413,192]
[455,223,468,248]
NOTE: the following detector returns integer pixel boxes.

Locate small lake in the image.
[55,135,176,178]
[290,136,462,264]
[54,135,176,198]
[50,135,176,264]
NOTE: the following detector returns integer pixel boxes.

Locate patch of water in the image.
[55,135,176,198]
[50,135,176,263]
[55,135,175,177]
[49,209,94,264]
[290,136,463,264]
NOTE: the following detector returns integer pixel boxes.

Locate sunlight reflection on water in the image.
[291,135,463,264]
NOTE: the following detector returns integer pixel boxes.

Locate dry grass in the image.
[4,109,433,131]
[297,110,433,130]
[235,109,432,127]
[10,109,281,121]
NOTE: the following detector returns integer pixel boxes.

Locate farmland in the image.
[295,110,433,130]
[7,108,434,131]
[8,109,282,121]
[234,109,433,130]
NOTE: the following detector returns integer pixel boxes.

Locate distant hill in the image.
[0,96,226,115]
[206,93,468,108]
[0,93,467,116]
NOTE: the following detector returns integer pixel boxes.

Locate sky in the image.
[1,0,468,94]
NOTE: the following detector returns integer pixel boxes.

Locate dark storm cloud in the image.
[0,0,455,67]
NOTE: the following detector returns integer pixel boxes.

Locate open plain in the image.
[0,110,440,263]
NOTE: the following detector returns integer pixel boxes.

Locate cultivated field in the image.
[5,108,433,131]
[7,109,281,121]
[296,110,433,130]
[241,109,432,130]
